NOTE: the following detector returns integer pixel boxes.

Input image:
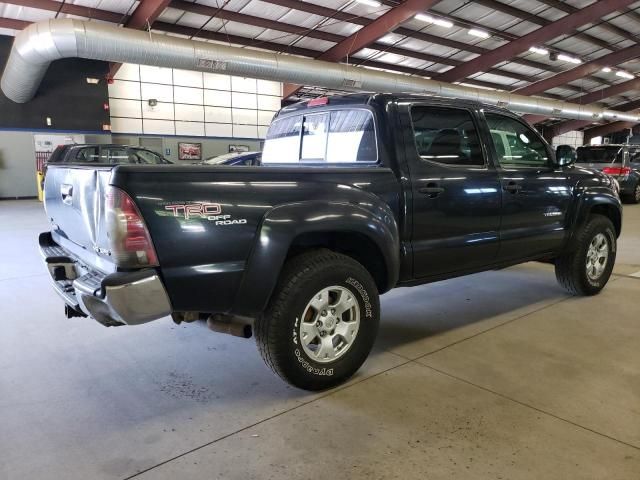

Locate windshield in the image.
[576,146,622,164]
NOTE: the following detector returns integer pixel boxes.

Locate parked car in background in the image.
[203,151,262,166]
[43,144,172,187]
[577,144,640,204]
[39,93,622,391]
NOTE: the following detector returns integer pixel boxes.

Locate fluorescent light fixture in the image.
[557,53,582,64]
[86,77,100,84]
[616,70,635,79]
[414,13,453,28]
[528,46,548,55]
[468,28,490,39]
[355,0,381,7]
[601,66,612,73]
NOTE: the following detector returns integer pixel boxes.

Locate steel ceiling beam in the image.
[583,121,636,142]
[525,76,640,126]
[473,0,619,52]
[108,0,172,78]
[513,43,640,96]
[2,0,124,22]
[535,0,639,44]
[436,0,635,83]
[0,17,30,30]
[285,0,441,99]
[319,0,440,62]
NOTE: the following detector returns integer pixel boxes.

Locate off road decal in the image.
[295,349,334,376]
[164,202,247,225]
[345,277,373,318]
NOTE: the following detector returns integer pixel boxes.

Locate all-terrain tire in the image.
[555,214,616,296]
[254,249,380,391]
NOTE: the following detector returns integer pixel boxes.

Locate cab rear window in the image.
[262,109,377,164]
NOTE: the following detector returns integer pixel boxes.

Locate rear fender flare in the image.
[232,201,400,316]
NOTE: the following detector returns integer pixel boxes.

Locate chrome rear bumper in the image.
[39,232,171,326]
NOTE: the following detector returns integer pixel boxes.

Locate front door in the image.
[483,112,573,260]
[403,104,502,279]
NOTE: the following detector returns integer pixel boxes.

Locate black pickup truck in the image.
[40,93,622,390]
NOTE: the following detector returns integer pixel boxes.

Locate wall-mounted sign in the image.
[165,148,171,156]
[229,144,249,153]
[178,142,202,160]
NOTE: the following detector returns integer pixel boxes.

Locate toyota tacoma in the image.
[40,93,622,390]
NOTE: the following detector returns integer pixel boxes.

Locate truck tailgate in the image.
[44,165,115,272]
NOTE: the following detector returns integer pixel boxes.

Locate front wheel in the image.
[623,182,640,204]
[555,214,616,296]
[254,249,380,391]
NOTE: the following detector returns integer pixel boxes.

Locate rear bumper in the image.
[39,232,172,326]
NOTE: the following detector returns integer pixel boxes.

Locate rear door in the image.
[482,112,573,260]
[402,103,502,279]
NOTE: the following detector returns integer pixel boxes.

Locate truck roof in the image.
[278,92,504,116]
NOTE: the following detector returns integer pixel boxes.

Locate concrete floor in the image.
[1,199,639,480]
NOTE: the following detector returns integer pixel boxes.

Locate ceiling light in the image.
[414,14,453,28]
[468,28,490,39]
[86,77,100,84]
[528,46,548,55]
[355,0,381,7]
[557,53,582,64]
[601,66,612,73]
[616,70,635,79]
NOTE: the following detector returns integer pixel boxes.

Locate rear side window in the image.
[262,109,377,164]
[576,146,622,164]
[410,106,484,166]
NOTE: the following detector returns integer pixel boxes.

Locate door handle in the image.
[418,183,445,198]
[503,181,522,194]
[61,184,73,205]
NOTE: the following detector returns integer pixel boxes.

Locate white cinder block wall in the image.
[108,63,282,139]
[551,130,584,149]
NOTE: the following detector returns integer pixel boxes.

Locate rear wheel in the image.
[254,249,380,391]
[555,214,616,296]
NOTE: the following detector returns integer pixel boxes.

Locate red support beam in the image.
[513,43,640,96]
[2,0,124,22]
[435,0,635,83]
[318,0,440,62]
[108,0,171,78]
[0,17,30,30]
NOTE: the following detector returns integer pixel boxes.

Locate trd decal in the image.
[164,202,247,225]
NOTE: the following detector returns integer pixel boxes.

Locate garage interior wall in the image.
[550,130,585,149]
[108,63,282,142]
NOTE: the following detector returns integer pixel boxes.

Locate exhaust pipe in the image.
[2,19,639,123]
[207,314,252,339]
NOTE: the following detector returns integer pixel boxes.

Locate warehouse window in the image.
[262,109,377,164]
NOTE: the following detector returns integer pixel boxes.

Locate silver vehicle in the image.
[577,144,640,204]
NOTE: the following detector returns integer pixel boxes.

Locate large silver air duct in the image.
[2,19,639,124]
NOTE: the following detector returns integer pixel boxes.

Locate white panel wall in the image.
[108,64,282,138]
[551,130,584,149]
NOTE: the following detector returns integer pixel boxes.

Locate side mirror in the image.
[555,144,576,167]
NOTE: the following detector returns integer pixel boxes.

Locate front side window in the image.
[262,109,377,164]
[133,149,164,164]
[410,106,484,166]
[485,114,549,167]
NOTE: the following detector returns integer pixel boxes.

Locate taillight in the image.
[106,187,158,267]
[602,166,631,176]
